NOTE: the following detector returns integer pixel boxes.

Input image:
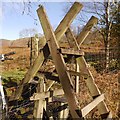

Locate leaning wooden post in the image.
[65,28,80,94]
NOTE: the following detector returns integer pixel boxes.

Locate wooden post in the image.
[75,62,79,94]
[30,37,39,66]
[33,75,45,119]
[59,102,69,119]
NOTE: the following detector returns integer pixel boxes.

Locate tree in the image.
[111,2,120,68]
[19,28,38,38]
[65,1,119,71]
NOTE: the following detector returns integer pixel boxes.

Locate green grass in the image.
[1,69,26,85]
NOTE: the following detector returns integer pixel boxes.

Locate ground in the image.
[0,39,119,119]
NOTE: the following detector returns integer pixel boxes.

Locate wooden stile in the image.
[9,1,112,119]
[10,2,83,101]
[37,5,82,118]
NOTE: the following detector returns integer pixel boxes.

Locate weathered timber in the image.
[76,16,98,46]
[65,22,111,118]
[46,81,55,91]
[33,76,45,118]
[58,48,84,56]
[54,2,83,41]
[30,89,64,100]
[37,6,82,118]
[30,37,39,66]
[75,16,111,118]
[75,63,80,93]
[10,1,83,100]
[65,28,79,50]
[81,94,104,117]
[65,27,80,94]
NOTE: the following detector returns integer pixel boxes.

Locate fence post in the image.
[33,75,46,118]
[30,37,39,66]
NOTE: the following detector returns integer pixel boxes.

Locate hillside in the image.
[0,37,30,48]
[0,39,12,47]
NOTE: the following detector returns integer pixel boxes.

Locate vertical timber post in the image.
[59,102,69,119]
[33,75,46,119]
[75,62,79,94]
[30,37,39,66]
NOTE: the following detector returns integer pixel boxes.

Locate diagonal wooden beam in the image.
[65,27,79,50]
[38,5,82,118]
[81,94,104,117]
[10,2,83,100]
[55,2,83,41]
[76,16,98,46]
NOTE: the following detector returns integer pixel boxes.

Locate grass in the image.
[1,69,26,85]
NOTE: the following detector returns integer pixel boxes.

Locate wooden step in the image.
[81,94,104,117]
[58,48,84,56]
[67,70,88,78]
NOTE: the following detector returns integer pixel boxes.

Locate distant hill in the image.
[0,37,30,48]
[0,39,12,47]
[10,37,30,48]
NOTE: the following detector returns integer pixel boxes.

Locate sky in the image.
[0,1,101,40]
[1,2,68,40]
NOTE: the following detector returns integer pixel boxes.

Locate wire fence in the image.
[83,47,120,72]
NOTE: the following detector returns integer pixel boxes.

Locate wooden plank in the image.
[67,70,88,77]
[46,81,55,91]
[30,89,64,100]
[76,16,98,46]
[65,27,79,50]
[33,76,45,118]
[10,2,83,100]
[54,2,83,41]
[30,37,39,66]
[67,70,81,76]
[75,62,79,94]
[81,94,104,117]
[37,6,82,118]
[58,48,84,56]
